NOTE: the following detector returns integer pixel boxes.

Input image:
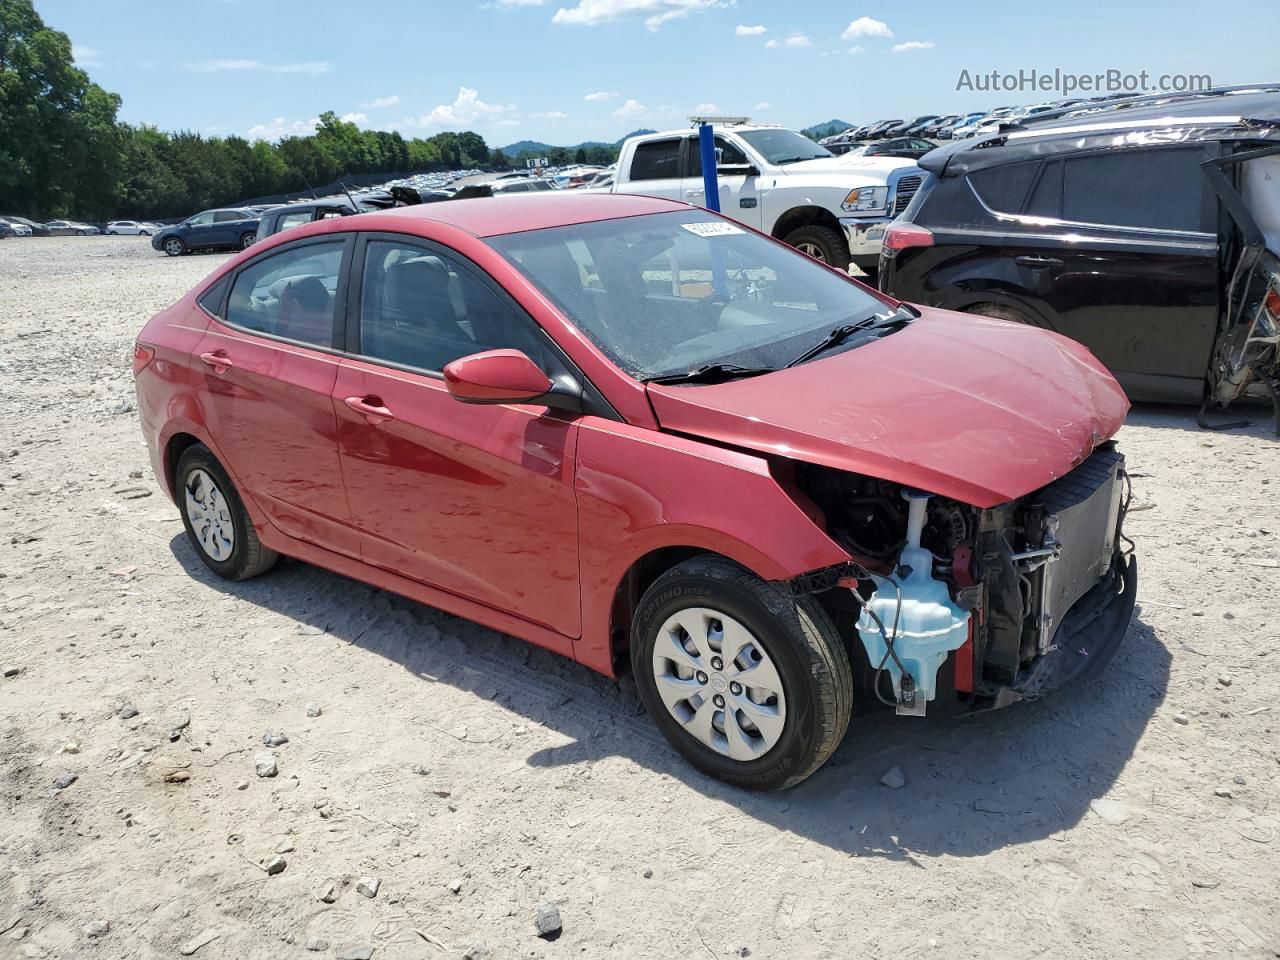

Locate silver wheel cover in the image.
[165,238,182,255]
[184,468,235,562]
[650,607,787,761]
[796,241,826,261]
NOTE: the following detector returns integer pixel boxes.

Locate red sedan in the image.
[134,193,1136,790]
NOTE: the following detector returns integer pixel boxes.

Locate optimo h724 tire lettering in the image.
[631,555,853,790]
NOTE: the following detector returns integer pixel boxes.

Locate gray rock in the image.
[83,920,110,937]
[262,731,289,747]
[254,753,278,778]
[1233,775,1247,785]
[1214,786,1233,798]
[315,880,338,903]
[275,838,295,853]
[305,940,329,952]
[119,705,139,719]
[356,876,381,898]
[1218,675,1233,687]
[460,947,491,960]
[642,868,653,879]
[534,903,561,938]
[3,666,19,678]
[305,703,322,718]
[53,772,78,790]
[264,855,287,876]
[1173,712,1190,725]
[880,766,906,789]
[1090,798,1131,825]
[448,879,463,894]
[336,946,374,960]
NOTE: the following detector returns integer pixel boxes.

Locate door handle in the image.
[344,395,395,425]
[199,351,232,373]
[1015,255,1063,268]
[687,189,704,197]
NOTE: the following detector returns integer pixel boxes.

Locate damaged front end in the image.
[794,445,1136,715]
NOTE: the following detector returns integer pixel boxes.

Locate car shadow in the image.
[168,535,1168,861]
[1128,400,1277,440]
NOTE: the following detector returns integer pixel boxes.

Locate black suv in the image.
[880,87,1280,420]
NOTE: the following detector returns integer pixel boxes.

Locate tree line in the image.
[0,0,618,222]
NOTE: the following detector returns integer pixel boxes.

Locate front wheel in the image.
[176,445,278,581]
[631,556,852,790]
[783,224,851,272]
[163,237,186,257]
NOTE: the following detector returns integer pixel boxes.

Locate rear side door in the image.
[213,210,249,245]
[332,233,581,639]
[614,137,684,202]
[682,135,763,229]
[193,235,359,556]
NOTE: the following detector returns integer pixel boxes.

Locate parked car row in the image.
[0,215,166,237]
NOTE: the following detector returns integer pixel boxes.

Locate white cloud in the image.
[498,0,548,5]
[734,24,766,36]
[842,16,892,40]
[245,117,320,141]
[693,102,719,114]
[768,33,811,48]
[419,87,517,127]
[72,44,101,67]
[340,112,368,125]
[553,0,724,31]
[183,59,331,75]
[584,90,617,102]
[848,44,866,54]
[612,98,648,120]
[363,95,400,109]
[891,40,935,52]
[754,101,771,110]
[530,110,569,120]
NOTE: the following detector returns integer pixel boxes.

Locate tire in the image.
[783,224,852,272]
[175,444,278,581]
[106,230,117,236]
[163,237,186,257]
[239,232,255,250]
[140,230,150,237]
[631,555,853,791]
[77,229,88,236]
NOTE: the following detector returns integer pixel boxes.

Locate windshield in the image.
[487,210,890,381]
[737,129,832,164]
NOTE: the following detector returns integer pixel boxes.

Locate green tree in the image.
[574,147,587,165]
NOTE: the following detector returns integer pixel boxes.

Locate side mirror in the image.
[443,349,554,405]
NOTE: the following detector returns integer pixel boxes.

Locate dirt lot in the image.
[1,236,1278,960]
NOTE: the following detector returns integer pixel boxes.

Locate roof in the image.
[921,86,1280,177]
[368,192,686,237]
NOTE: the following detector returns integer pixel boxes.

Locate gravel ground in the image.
[1,236,1278,960]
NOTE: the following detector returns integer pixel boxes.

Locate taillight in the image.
[883,222,934,253]
[132,343,155,376]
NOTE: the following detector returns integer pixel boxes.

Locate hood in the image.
[784,155,917,176]
[646,309,1129,508]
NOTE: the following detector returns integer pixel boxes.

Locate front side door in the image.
[184,210,218,246]
[682,135,763,229]
[333,234,581,637]
[193,235,359,556]
[614,137,684,202]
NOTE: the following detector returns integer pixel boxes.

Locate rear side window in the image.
[630,139,680,181]
[225,242,344,347]
[1060,148,1205,231]
[1024,160,1063,218]
[198,276,230,317]
[969,161,1040,214]
[214,210,246,223]
[276,211,313,231]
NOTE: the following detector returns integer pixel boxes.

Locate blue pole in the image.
[697,123,721,212]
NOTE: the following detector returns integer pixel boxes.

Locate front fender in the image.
[572,419,850,674]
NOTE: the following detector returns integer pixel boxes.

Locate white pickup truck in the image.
[599,124,924,276]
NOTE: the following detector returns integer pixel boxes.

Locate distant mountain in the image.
[498,129,657,155]
[802,119,854,140]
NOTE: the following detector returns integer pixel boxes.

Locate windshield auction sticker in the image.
[680,221,744,238]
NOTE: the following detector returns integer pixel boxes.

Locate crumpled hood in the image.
[646,308,1130,508]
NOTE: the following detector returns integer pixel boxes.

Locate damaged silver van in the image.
[879,85,1280,431]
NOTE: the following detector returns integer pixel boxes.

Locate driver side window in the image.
[188,212,216,226]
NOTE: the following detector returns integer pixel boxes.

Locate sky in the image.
[45,0,1276,148]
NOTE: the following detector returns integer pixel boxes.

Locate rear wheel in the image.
[163,237,186,257]
[783,224,852,272]
[631,555,853,790]
[176,445,277,581]
[239,232,255,250]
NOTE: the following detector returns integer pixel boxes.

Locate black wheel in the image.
[175,445,278,581]
[140,230,150,237]
[77,229,88,236]
[163,236,186,257]
[106,230,117,235]
[239,232,255,250]
[631,555,852,791]
[783,224,851,272]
